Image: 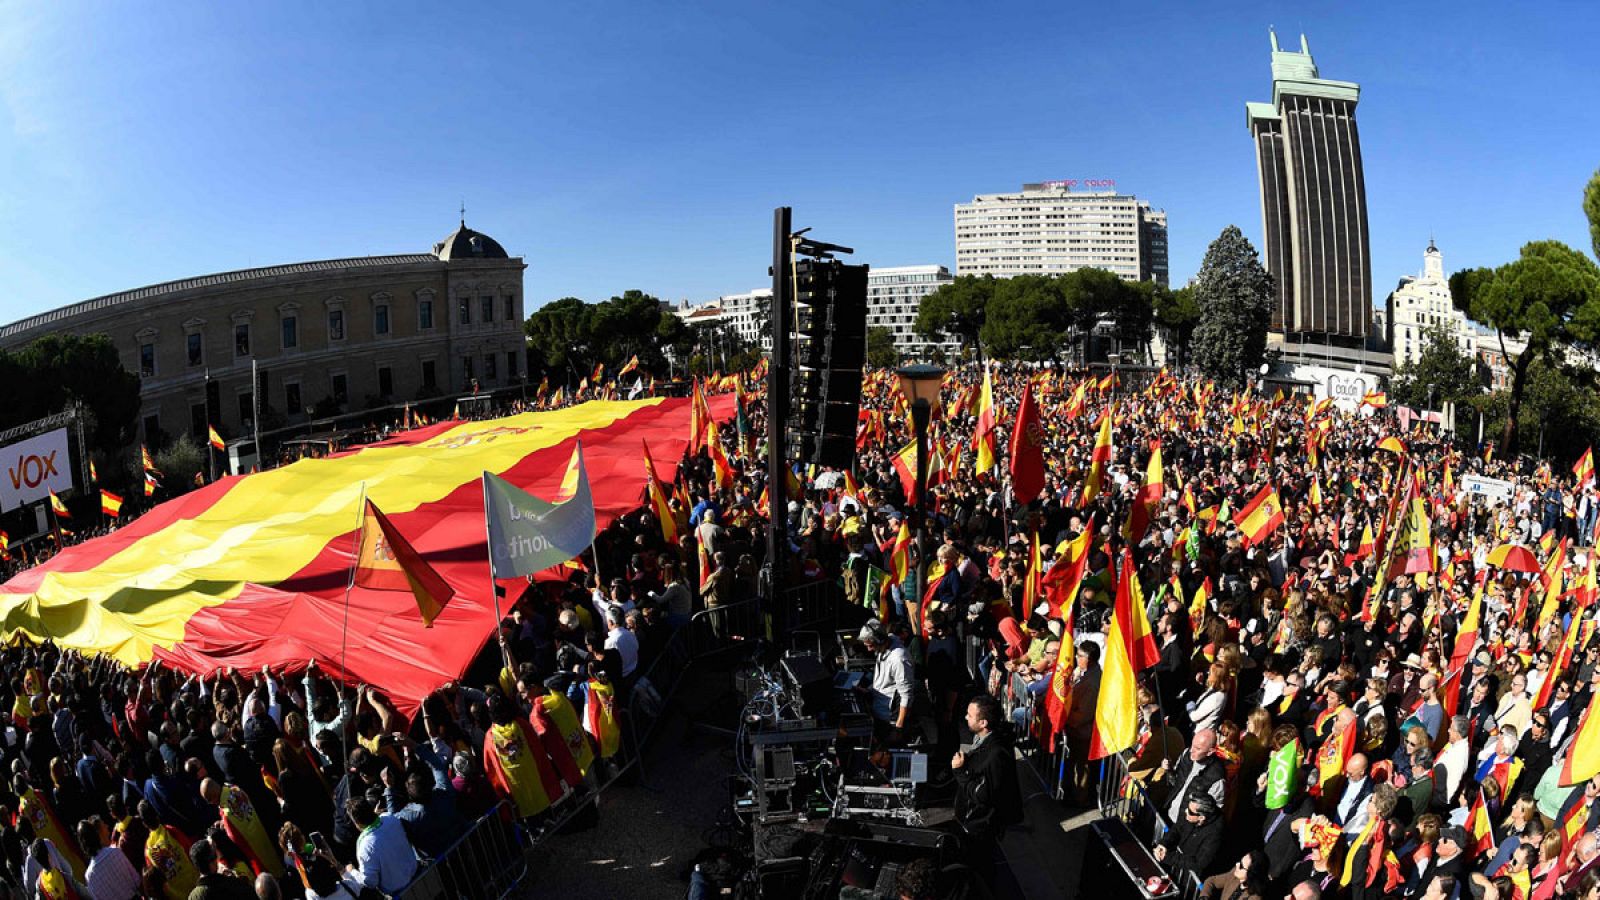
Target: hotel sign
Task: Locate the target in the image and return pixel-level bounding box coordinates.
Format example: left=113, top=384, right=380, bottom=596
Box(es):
left=1041, top=179, right=1117, bottom=190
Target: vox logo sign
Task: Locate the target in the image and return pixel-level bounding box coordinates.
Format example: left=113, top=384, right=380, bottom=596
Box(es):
left=0, top=428, right=73, bottom=512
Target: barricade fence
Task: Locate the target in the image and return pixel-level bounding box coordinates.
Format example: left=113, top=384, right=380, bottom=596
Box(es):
left=1095, top=750, right=1204, bottom=900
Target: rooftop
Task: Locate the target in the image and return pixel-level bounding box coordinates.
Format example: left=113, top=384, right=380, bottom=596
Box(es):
left=0, top=254, right=438, bottom=343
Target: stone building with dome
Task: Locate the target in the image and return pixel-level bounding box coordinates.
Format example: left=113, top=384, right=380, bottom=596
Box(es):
left=0, top=221, right=526, bottom=450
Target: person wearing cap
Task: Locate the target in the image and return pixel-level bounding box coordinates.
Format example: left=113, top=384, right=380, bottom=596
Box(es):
left=1153, top=792, right=1222, bottom=884
left=860, top=621, right=913, bottom=744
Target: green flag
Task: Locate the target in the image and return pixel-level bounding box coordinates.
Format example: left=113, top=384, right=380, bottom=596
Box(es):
left=1265, top=738, right=1300, bottom=809
left=483, top=443, right=596, bottom=579
left=863, top=565, right=890, bottom=610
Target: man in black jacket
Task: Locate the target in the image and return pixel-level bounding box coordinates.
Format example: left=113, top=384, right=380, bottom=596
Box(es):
left=953, top=694, right=1023, bottom=877
left=1161, top=728, right=1224, bottom=823
left=1155, top=793, right=1223, bottom=884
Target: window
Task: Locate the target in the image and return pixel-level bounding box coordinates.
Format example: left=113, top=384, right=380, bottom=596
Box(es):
left=481, top=296, right=494, bottom=323
left=504, top=295, right=515, bottom=321
left=462, top=356, right=475, bottom=382
left=458, top=298, right=471, bottom=325
left=282, top=316, right=299, bottom=349
left=140, top=343, right=156, bottom=378
left=374, top=305, right=390, bottom=335
left=331, top=373, right=348, bottom=405
left=378, top=366, right=393, bottom=397
left=484, top=353, right=497, bottom=380
left=235, top=323, right=250, bottom=357
left=238, top=392, right=254, bottom=426
left=421, top=360, right=437, bottom=389
left=506, top=351, right=519, bottom=380
left=419, top=299, right=434, bottom=330
left=190, top=403, right=208, bottom=439
left=285, top=382, right=302, bottom=415
left=187, top=333, right=204, bottom=367
left=328, top=310, right=345, bottom=341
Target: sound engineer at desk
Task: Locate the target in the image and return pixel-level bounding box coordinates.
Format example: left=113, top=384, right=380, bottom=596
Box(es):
left=858, top=620, right=914, bottom=744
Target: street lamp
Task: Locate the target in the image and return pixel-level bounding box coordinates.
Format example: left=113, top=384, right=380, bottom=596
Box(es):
left=896, top=364, right=946, bottom=613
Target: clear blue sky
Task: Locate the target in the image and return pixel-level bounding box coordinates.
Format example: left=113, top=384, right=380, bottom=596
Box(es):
left=2, top=1, right=1596, bottom=325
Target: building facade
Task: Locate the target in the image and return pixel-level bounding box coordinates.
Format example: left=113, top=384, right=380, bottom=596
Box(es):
left=0, top=222, right=526, bottom=448
left=1246, top=31, right=1372, bottom=343
left=1382, top=241, right=1475, bottom=368
left=867, top=265, right=956, bottom=357
left=953, top=183, right=1169, bottom=285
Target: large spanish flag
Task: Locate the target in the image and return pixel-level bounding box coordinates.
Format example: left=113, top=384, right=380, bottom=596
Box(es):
left=0, top=396, right=727, bottom=714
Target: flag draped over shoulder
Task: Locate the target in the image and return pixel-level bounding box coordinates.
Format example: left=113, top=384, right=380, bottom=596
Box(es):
left=484, top=443, right=597, bottom=579
left=355, top=499, right=456, bottom=626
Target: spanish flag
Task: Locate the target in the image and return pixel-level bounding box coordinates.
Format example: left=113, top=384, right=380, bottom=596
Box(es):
left=1561, top=691, right=1600, bottom=786
left=1124, top=440, right=1164, bottom=542
left=706, top=420, right=735, bottom=490
left=618, top=354, right=640, bottom=378
left=1448, top=580, right=1483, bottom=676
left=974, top=367, right=997, bottom=474
left=1189, top=577, right=1212, bottom=639
left=1576, top=447, right=1595, bottom=486
left=1079, top=407, right=1113, bottom=506
left=1360, top=391, right=1388, bottom=409
left=641, top=441, right=678, bottom=544
left=1090, top=552, right=1140, bottom=759
left=1040, top=521, right=1092, bottom=619
left=143, top=471, right=158, bottom=497
left=208, top=426, right=225, bottom=451
left=887, top=519, right=912, bottom=587
left=354, top=498, right=456, bottom=627
left=1043, top=605, right=1076, bottom=751
left=1467, top=787, right=1497, bottom=857
left=1121, top=549, right=1161, bottom=671
left=100, top=490, right=124, bottom=518
left=89, top=460, right=99, bottom=483
left=48, top=490, right=70, bottom=518
left=141, top=445, right=159, bottom=474
left=1310, top=719, right=1356, bottom=797
left=1063, top=379, right=1089, bottom=419
left=1232, top=484, right=1285, bottom=546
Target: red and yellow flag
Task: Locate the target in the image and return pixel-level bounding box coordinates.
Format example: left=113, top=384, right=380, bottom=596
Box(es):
left=888, top=520, right=912, bottom=586
left=1125, top=440, right=1164, bottom=542
left=208, top=426, right=226, bottom=451
left=641, top=441, right=678, bottom=545
left=353, top=499, right=456, bottom=627
left=1040, top=521, right=1093, bottom=619
left=1233, top=484, right=1285, bottom=546
left=1562, top=692, right=1600, bottom=786
left=1467, top=787, right=1496, bottom=856
left=100, top=490, right=124, bottom=518
left=48, top=490, right=69, bottom=518
left=1043, top=608, right=1076, bottom=752
left=1189, top=577, right=1212, bottom=640
left=974, top=367, right=997, bottom=474
left=1079, top=407, right=1114, bottom=506
left=1090, top=552, right=1139, bottom=759
left=1576, top=446, right=1595, bottom=485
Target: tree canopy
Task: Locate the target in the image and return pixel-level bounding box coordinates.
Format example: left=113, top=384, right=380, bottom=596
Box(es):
left=1389, top=326, right=1481, bottom=426
left=915, top=276, right=994, bottom=359
left=1190, top=226, right=1274, bottom=387
left=0, top=332, right=140, bottom=457
left=524, top=290, right=691, bottom=382
left=866, top=326, right=900, bottom=369
left=1152, top=285, right=1199, bottom=367
left=976, top=269, right=1155, bottom=362
left=1451, top=240, right=1600, bottom=453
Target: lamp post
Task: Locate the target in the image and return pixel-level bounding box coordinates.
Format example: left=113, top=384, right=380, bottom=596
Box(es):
left=897, top=363, right=946, bottom=611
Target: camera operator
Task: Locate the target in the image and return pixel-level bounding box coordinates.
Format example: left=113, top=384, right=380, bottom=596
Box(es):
left=859, top=620, right=914, bottom=746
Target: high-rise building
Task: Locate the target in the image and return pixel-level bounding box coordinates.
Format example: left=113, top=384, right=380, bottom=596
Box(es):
left=954, top=183, right=1168, bottom=285
left=1246, top=31, right=1372, bottom=344
left=866, top=265, right=956, bottom=357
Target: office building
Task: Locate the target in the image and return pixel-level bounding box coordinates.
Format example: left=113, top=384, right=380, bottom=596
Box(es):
left=1246, top=31, right=1372, bottom=344
left=954, top=183, right=1168, bottom=285
left=867, top=265, right=956, bottom=357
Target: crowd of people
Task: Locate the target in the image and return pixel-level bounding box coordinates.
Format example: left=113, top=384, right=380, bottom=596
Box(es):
left=10, top=360, right=1600, bottom=900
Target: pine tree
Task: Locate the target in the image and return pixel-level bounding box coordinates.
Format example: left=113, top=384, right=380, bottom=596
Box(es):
left=1191, top=226, right=1274, bottom=386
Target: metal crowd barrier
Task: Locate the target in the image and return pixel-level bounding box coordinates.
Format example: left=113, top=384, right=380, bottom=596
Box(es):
left=395, top=802, right=527, bottom=900
left=1095, top=751, right=1205, bottom=900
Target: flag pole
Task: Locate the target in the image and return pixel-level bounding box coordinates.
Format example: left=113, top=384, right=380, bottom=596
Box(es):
left=341, top=482, right=366, bottom=766
left=482, top=473, right=513, bottom=675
